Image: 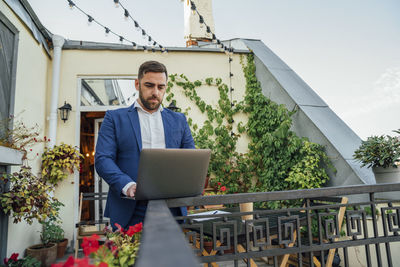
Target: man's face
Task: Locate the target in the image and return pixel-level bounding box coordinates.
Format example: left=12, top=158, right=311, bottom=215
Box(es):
left=135, top=71, right=167, bottom=113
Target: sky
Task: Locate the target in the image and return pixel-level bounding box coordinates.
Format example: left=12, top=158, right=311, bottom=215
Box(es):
left=27, top=0, right=400, bottom=139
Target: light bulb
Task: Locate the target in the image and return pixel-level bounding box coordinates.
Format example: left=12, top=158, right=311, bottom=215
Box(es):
left=124, top=9, right=129, bottom=21
left=68, top=0, right=74, bottom=9
left=105, top=27, right=110, bottom=37
left=114, top=0, right=119, bottom=8
left=87, top=16, right=93, bottom=26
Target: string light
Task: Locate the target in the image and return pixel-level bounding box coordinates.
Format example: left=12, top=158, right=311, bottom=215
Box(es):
left=188, top=0, right=230, bottom=54
left=104, top=27, right=110, bottom=36
left=190, top=1, right=196, bottom=15
left=67, top=0, right=75, bottom=9
left=65, top=0, right=161, bottom=52
left=114, top=0, right=119, bottom=8
left=87, top=15, right=94, bottom=26
left=116, top=0, right=165, bottom=53
left=134, top=21, right=140, bottom=31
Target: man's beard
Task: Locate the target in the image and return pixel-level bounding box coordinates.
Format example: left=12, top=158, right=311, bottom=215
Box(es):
left=138, top=86, right=161, bottom=111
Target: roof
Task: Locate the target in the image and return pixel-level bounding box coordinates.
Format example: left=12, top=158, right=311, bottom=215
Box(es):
left=4, top=0, right=52, bottom=55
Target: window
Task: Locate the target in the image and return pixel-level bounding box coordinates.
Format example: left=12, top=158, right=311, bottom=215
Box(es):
left=80, top=78, right=137, bottom=107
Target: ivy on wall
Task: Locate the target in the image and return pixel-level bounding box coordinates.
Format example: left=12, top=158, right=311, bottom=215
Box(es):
left=166, top=54, right=333, bottom=208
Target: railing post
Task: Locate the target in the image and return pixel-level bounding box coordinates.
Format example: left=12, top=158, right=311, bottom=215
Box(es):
left=135, top=200, right=199, bottom=267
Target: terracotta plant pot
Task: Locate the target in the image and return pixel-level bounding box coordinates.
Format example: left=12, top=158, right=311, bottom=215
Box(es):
left=26, top=243, right=57, bottom=267
left=239, top=202, right=254, bottom=221
left=56, top=238, right=68, bottom=258
left=203, top=240, right=213, bottom=253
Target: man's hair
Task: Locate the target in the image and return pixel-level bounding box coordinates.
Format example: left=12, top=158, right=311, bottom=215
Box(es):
left=138, top=61, right=168, bottom=80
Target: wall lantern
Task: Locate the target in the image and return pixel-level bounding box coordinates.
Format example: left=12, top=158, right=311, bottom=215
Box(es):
left=58, top=101, right=72, bottom=123
left=167, top=101, right=179, bottom=112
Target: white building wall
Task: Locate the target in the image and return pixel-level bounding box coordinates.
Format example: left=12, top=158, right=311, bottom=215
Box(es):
left=0, top=1, right=51, bottom=257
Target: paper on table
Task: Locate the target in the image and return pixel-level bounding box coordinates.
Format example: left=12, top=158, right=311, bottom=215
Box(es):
left=187, top=210, right=231, bottom=222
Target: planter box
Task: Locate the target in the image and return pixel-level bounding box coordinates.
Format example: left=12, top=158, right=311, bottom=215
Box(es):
left=373, top=166, right=400, bottom=200
left=0, top=146, right=24, bottom=166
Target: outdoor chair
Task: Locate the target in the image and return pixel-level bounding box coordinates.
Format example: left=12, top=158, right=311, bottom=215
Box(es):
left=74, top=192, right=109, bottom=257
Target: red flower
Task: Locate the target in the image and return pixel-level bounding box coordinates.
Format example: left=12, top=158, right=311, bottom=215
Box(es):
left=126, top=222, right=142, bottom=236
left=51, top=256, right=97, bottom=267
left=98, top=263, right=108, bottom=267
left=81, top=235, right=100, bottom=256
left=217, top=182, right=221, bottom=186
left=9, top=253, right=19, bottom=261
left=111, top=245, right=118, bottom=256
left=220, top=186, right=226, bottom=192
left=44, top=136, right=47, bottom=141
left=132, top=222, right=143, bottom=233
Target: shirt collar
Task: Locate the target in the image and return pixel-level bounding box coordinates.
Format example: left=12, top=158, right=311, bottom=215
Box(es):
left=134, top=100, right=164, bottom=114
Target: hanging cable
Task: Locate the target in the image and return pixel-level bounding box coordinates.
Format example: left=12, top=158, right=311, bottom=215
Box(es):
left=65, top=0, right=166, bottom=52
left=116, top=0, right=167, bottom=52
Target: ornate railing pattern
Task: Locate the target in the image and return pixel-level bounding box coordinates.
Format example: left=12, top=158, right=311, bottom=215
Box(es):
left=165, top=183, right=400, bottom=267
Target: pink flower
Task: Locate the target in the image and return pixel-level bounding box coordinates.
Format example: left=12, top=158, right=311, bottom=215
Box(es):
left=114, top=223, right=126, bottom=234
left=220, top=186, right=226, bottom=192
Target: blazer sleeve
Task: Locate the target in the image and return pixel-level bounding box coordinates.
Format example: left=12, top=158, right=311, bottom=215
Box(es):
left=180, top=113, right=195, bottom=149
left=95, top=111, right=133, bottom=195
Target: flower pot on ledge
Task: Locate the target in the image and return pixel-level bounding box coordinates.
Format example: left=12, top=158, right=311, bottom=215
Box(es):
left=0, top=146, right=24, bottom=166
left=373, top=166, right=400, bottom=200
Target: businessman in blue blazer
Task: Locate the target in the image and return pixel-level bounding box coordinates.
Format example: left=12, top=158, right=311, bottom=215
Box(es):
left=95, top=61, right=195, bottom=229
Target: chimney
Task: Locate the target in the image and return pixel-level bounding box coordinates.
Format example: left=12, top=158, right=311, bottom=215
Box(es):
left=184, top=0, right=215, bottom=47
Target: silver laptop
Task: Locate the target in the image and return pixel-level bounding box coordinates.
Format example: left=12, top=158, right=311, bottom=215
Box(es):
left=134, top=148, right=211, bottom=200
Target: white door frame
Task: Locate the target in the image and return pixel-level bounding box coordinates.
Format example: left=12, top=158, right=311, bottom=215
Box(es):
left=73, top=76, right=136, bottom=242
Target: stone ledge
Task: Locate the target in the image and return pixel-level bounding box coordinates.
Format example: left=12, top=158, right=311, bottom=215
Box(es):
left=0, top=146, right=24, bottom=166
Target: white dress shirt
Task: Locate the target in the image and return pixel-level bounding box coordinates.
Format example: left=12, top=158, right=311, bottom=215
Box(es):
left=122, top=100, right=166, bottom=195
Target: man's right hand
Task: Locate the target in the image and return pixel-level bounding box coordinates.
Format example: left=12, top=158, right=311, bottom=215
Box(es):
left=126, top=183, right=137, bottom=198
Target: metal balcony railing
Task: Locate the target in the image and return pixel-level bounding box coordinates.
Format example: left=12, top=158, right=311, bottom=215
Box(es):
left=136, top=183, right=400, bottom=267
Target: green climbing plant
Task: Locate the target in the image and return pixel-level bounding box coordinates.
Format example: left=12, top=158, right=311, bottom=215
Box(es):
left=166, top=54, right=334, bottom=208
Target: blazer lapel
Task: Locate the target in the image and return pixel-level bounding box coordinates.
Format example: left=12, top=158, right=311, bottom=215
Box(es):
left=161, top=110, right=173, bottom=148
left=128, top=106, right=142, bottom=151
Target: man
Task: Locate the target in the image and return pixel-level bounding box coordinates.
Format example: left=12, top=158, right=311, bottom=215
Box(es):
left=95, top=61, right=195, bottom=229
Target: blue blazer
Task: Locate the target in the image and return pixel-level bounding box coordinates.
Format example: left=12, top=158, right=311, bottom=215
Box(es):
left=95, top=104, right=195, bottom=228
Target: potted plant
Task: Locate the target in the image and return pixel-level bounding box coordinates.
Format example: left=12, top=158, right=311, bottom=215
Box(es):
left=26, top=219, right=58, bottom=267
left=354, top=129, right=400, bottom=199
left=0, top=117, right=45, bottom=165
left=46, top=200, right=69, bottom=259
left=41, top=143, right=83, bottom=186
left=0, top=166, right=56, bottom=224
left=354, top=129, right=400, bottom=181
